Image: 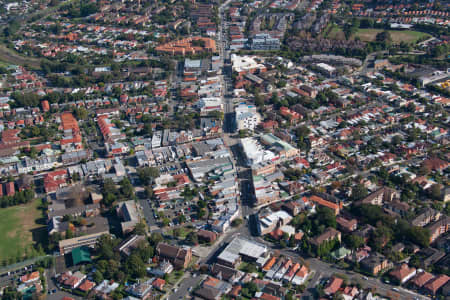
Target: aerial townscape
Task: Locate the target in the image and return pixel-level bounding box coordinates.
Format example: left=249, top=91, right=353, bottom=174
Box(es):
left=0, top=0, right=449, bottom=299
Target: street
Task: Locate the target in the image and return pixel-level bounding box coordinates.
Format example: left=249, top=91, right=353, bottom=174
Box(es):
left=168, top=273, right=204, bottom=300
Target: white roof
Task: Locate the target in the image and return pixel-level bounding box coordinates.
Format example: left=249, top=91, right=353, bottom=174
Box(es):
left=217, top=237, right=267, bottom=264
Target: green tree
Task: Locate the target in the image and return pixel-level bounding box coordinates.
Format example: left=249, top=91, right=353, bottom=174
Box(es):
left=186, top=232, right=198, bottom=245
left=351, top=184, right=368, bottom=201
left=73, top=107, right=88, bottom=120
left=119, top=178, right=134, bottom=198
left=177, top=214, right=186, bottom=224
left=344, top=234, right=364, bottom=250
left=125, top=254, right=146, bottom=278
left=231, top=218, right=243, bottom=227
left=369, top=226, right=392, bottom=252
left=137, top=167, right=160, bottom=185
left=162, top=217, right=170, bottom=227
left=149, top=232, right=163, bottom=246
left=406, top=226, right=430, bottom=248
left=96, top=235, right=118, bottom=260
left=376, top=31, right=392, bottom=43
left=134, top=222, right=147, bottom=235
left=430, top=184, right=442, bottom=200
left=65, top=228, right=74, bottom=239
left=93, top=270, right=104, bottom=284
left=316, top=206, right=337, bottom=229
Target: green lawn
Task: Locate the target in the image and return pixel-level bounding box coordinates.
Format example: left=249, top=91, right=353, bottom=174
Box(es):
left=167, top=227, right=192, bottom=240
left=0, top=200, right=45, bottom=261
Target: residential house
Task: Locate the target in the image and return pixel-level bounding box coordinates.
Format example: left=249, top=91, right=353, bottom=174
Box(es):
left=360, top=253, right=392, bottom=275
left=308, top=195, right=342, bottom=215
left=411, top=208, right=441, bottom=227
left=43, top=170, right=68, bottom=193
left=359, top=187, right=398, bottom=206
left=194, top=276, right=232, bottom=300
left=341, top=286, right=359, bottom=300
left=324, top=276, right=343, bottom=296
left=384, top=200, right=411, bottom=217
left=336, top=216, right=357, bottom=232
left=152, top=278, right=166, bottom=291
left=126, top=279, right=153, bottom=299
left=78, top=280, right=95, bottom=293
left=283, top=263, right=300, bottom=283
left=347, top=246, right=371, bottom=263
left=59, top=271, right=86, bottom=289
left=291, top=265, right=309, bottom=285
left=282, top=201, right=303, bottom=216
left=424, top=275, right=449, bottom=295
left=389, top=264, right=416, bottom=284
left=94, top=280, right=120, bottom=298
left=422, top=158, right=449, bottom=172
left=310, top=228, right=341, bottom=247
left=426, top=216, right=450, bottom=243
left=409, top=271, right=434, bottom=289
left=4, top=182, right=15, bottom=196
left=20, top=272, right=40, bottom=284
left=211, top=264, right=241, bottom=282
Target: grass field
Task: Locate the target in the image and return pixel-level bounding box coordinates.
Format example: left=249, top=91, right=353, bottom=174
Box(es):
left=0, top=200, right=46, bottom=261
left=0, top=60, right=10, bottom=68
left=354, top=28, right=430, bottom=43
left=326, top=27, right=430, bottom=44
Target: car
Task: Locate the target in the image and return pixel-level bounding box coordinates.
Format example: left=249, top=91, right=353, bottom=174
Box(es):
left=392, top=287, right=399, bottom=292
left=363, top=276, right=369, bottom=280
left=188, top=287, right=193, bottom=292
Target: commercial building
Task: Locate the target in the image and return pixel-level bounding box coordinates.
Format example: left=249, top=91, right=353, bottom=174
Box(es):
left=59, top=229, right=110, bottom=254
left=216, top=237, right=268, bottom=267
left=258, top=210, right=292, bottom=235
left=116, top=200, right=140, bottom=234
left=196, top=97, right=223, bottom=115
left=231, top=54, right=267, bottom=75
left=251, top=33, right=280, bottom=50
left=235, top=103, right=261, bottom=131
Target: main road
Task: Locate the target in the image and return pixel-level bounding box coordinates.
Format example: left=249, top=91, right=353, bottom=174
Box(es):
left=218, top=0, right=235, bottom=133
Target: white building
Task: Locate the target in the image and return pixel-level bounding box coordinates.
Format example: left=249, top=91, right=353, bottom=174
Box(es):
left=196, top=97, right=223, bottom=114
left=316, top=63, right=336, bottom=77
left=240, top=137, right=276, bottom=166
left=151, top=131, right=162, bottom=149
left=231, top=54, right=266, bottom=74
left=235, top=103, right=261, bottom=131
